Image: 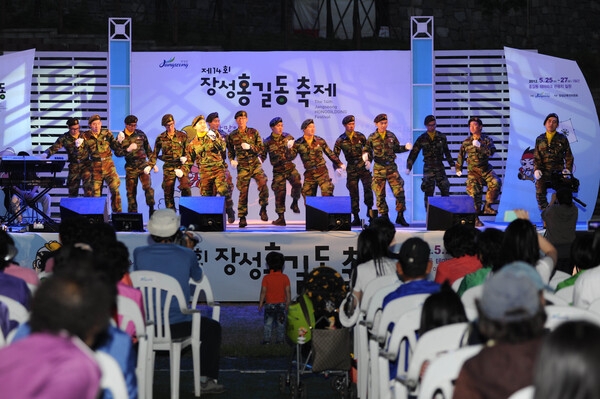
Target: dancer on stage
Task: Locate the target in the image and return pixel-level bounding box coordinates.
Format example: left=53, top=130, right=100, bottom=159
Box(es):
left=261, top=117, right=302, bottom=226
left=84, top=114, right=123, bottom=213
left=455, top=116, right=501, bottom=227
left=533, top=113, right=574, bottom=211
left=362, top=113, right=412, bottom=227
left=406, top=115, right=453, bottom=209
left=334, top=115, right=373, bottom=226
left=116, top=114, right=157, bottom=215
left=288, top=118, right=344, bottom=200
left=206, top=112, right=235, bottom=223
left=153, top=114, right=191, bottom=210
left=187, top=115, right=236, bottom=223
left=226, top=110, right=270, bottom=228
left=43, top=117, right=92, bottom=197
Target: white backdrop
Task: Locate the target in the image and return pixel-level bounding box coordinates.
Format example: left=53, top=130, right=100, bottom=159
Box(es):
left=130, top=50, right=413, bottom=222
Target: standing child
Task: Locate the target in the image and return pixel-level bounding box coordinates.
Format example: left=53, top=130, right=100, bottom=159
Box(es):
left=258, top=252, right=291, bottom=344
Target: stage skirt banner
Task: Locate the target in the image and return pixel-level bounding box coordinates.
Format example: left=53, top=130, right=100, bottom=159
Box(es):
left=0, top=49, right=35, bottom=154
left=10, top=229, right=450, bottom=301
left=499, top=47, right=600, bottom=224
left=130, top=50, right=413, bottom=222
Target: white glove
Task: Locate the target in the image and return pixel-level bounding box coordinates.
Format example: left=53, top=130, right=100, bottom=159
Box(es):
left=362, top=153, right=369, bottom=163
left=456, top=170, right=463, bottom=177
left=175, top=169, right=184, bottom=178
left=472, top=139, right=481, bottom=148
left=180, top=156, right=187, bottom=164
left=143, top=166, right=151, bottom=175
left=231, top=160, right=238, bottom=168
left=405, top=142, right=413, bottom=150
left=241, top=142, right=251, bottom=150
left=340, top=164, right=346, bottom=171
left=75, top=138, right=84, bottom=148
left=153, top=165, right=159, bottom=173
left=534, top=170, right=542, bottom=180
left=40, top=152, right=49, bottom=159
left=365, top=160, right=371, bottom=169
left=207, top=131, right=216, bottom=140
left=405, top=169, right=411, bottom=175
left=126, top=143, right=137, bottom=152
left=336, top=168, right=344, bottom=176
left=117, top=131, right=125, bottom=143
left=562, top=168, right=570, bottom=175
left=287, top=140, right=294, bottom=149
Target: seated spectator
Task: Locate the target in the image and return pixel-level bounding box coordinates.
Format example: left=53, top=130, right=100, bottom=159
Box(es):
left=0, top=230, right=39, bottom=286
left=434, top=224, right=482, bottom=285
left=133, top=209, right=225, bottom=394
left=419, top=282, right=468, bottom=337
left=457, top=228, right=504, bottom=296
left=533, top=320, right=600, bottom=399
left=542, top=187, right=578, bottom=274
left=453, top=261, right=547, bottom=399
left=555, top=233, right=595, bottom=293
left=572, top=229, right=600, bottom=308
left=0, top=230, right=30, bottom=322
left=0, top=266, right=113, bottom=398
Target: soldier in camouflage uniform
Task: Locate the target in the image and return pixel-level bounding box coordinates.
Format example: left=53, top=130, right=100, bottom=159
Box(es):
left=187, top=115, right=235, bottom=223
left=84, top=114, right=123, bottom=213
left=334, top=115, right=373, bottom=226
left=455, top=116, right=501, bottom=227
left=153, top=114, right=191, bottom=210
left=43, top=117, right=92, bottom=197
left=261, top=117, right=302, bottom=226
left=207, top=112, right=235, bottom=223
left=362, top=113, right=412, bottom=227
left=115, top=115, right=157, bottom=214
left=288, top=119, right=344, bottom=200
left=226, top=110, right=270, bottom=228
left=406, top=115, right=453, bottom=209
left=533, top=113, right=574, bottom=211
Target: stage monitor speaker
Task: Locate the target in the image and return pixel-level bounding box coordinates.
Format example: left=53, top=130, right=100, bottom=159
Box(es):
left=112, top=213, right=144, bottom=232
left=60, top=197, right=108, bottom=224
left=305, top=196, right=351, bottom=231
left=427, top=195, right=476, bottom=231
left=179, top=196, right=226, bottom=232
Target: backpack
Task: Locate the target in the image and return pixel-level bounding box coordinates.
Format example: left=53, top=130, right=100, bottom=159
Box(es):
left=286, top=293, right=316, bottom=344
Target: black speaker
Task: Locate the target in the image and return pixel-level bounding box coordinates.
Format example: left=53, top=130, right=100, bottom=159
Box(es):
left=112, top=213, right=144, bottom=232
left=179, top=197, right=226, bottom=232
left=305, top=196, right=351, bottom=231
left=427, top=195, right=476, bottom=231
left=60, top=197, right=108, bottom=224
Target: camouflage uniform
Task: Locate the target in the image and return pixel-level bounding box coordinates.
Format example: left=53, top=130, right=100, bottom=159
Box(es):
left=406, top=131, right=453, bottom=208
left=334, top=131, right=373, bottom=215
left=44, top=132, right=92, bottom=197
left=118, top=129, right=156, bottom=213
left=456, top=133, right=501, bottom=212
left=84, top=129, right=123, bottom=213
left=218, top=130, right=235, bottom=202
left=187, top=130, right=234, bottom=212
left=289, top=136, right=342, bottom=197
left=262, top=132, right=302, bottom=214
left=533, top=132, right=574, bottom=210
left=226, top=127, right=269, bottom=217
left=363, top=130, right=409, bottom=216
left=154, top=129, right=191, bottom=210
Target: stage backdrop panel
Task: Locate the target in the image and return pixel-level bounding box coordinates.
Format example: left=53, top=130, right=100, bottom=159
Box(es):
left=130, top=50, right=413, bottom=223
left=499, top=47, right=600, bottom=224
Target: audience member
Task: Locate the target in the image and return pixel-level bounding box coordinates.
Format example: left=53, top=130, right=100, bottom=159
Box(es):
left=133, top=209, right=225, bottom=394
left=555, top=233, right=595, bottom=293
left=457, top=228, right=504, bottom=296
left=434, top=224, right=481, bottom=285
left=0, top=231, right=31, bottom=322
left=542, top=187, right=578, bottom=274
left=533, top=320, right=600, bottom=399
left=0, top=230, right=39, bottom=286
left=572, top=229, right=600, bottom=308
left=42, top=215, right=88, bottom=273
left=453, top=262, right=547, bottom=399
left=419, top=282, right=468, bottom=337
left=500, top=209, right=557, bottom=284
left=258, top=251, right=291, bottom=344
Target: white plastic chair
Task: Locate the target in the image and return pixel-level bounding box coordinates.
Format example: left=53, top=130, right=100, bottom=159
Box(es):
left=417, top=344, right=483, bottom=399
left=96, top=351, right=129, bottom=399
left=190, top=274, right=221, bottom=322
left=130, top=270, right=202, bottom=399
left=543, top=290, right=569, bottom=306
left=117, top=295, right=154, bottom=399
left=460, top=285, right=483, bottom=310
left=554, top=285, right=574, bottom=304
left=508, top=385, right=535, bottom=399
left=0, top=294, right=29, bottom=343
left=544, top=305, right=600, bottom=330
left=451, top=277, right=464, bottom=292
left=587, top=297, right=600, bottom=315
left=393, top=322, right=471, bottom=399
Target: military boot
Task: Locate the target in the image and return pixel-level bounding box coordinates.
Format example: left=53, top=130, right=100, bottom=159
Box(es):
left=351, top=213, right=361, bottom=227
left=259, top=205, right=268, bottom=221
left=149, top=206, right=155, bottom=217
left=475, top=216, right=484, bottom=227
left=483, top=203, right=498, bottom=216
left=272, top=213, right=286, bottom=226
left=239, top=216, right=247, bottom=228
left=290, top=199, right=300, bottom=213
left=226, top=207, right=235, bottom=224
left=395, top=212, right=410, bottom=227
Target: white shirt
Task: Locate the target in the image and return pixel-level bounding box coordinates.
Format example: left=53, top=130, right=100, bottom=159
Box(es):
left=353, top=256, right=397, bottom=294
left=573, top=265, right=600, bottom=309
